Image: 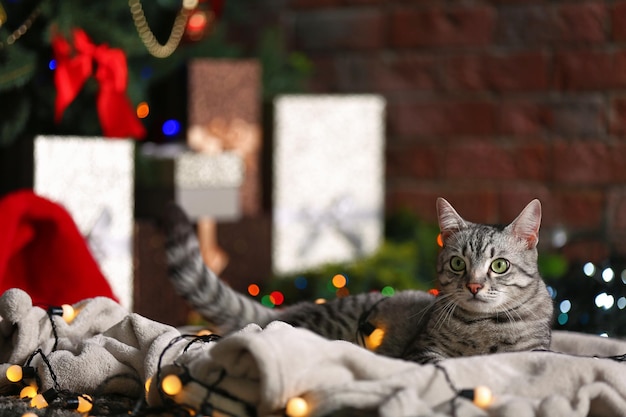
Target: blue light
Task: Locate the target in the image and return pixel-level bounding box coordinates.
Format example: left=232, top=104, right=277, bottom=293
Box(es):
left=48, top=59, right=57, bottom=70
left=294, top=276, right=308, bottom=290
left=557, top=313, right=568, bottom=325
left=162, top=119, right=181, bottom=136
left=140, top=66, right=154, bottom=80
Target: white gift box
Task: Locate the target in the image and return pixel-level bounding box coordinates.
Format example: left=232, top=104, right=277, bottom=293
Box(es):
left=272, top=95, right=386, bottom=274
left=34, top=135, right=135, bottom=309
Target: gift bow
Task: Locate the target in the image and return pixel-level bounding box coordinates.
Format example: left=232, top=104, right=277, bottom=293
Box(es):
left=52, top=28, right=146, bottom=139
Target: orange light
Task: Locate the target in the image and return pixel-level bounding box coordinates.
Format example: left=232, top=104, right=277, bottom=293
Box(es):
left=136, top=102, right=150, bottom=119
left=285, top=397, right=309, bottom=417
left=6, top=364, right=23, bottom=382
left=473, top=386, right=494, bottom=409
left=428, top=288, right=440, bottom=297
left=331, top=274, right=346, bottom=289
left=248, top=284, right=260, bottom=297
left=76, top=395, right=93, bottom=413
left=187, top=11, right=207, bottom=32
left=365, top=328, right=385, bottom=350
left=61, top=304, right=77, bottom=323
left=437, top=233, right=443, bottom=247
left=161, top=374, right=183, bottom=396
left=336, top=287, right=349, bottom=298
left=20, top=385, right=37, bottom=399
left=314, top=298, right=326, bottom=304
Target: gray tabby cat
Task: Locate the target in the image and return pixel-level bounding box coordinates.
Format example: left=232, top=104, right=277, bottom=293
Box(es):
left=163, top=198, right=553, bottom=363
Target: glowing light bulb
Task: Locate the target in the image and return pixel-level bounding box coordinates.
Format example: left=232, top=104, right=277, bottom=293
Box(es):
left=473, top=386, right=493, bottom=409
left=20, top=385, right=38, bottom=399
left=196, top=329, right=213, bottom=336
left=161, top=374, right=183, bottom=396
left=314, top=298, right=326, bottom=304
left=62, top=304, right=77, bottom=323
left=76, top=395, right=93, bottom=413
left=6, top=364, right=23, bottom=382
left=145, top=377, right=152, bottom=394
left=30, top=389, right=56, bottom=409
left=22, top=413, right=38, bottom=417
left=30, top=394, right=48, bottom=408
left=332, top=274, right=347, bottom=289
left=285, top=397, right=309, bottom=417
left=365, top=328, right=385, bottom=350
left=437, top=233, right=444, bottom=247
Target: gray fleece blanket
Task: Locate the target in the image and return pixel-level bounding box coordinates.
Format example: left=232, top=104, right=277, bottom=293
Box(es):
left=1, top=288, right=625, bottom=417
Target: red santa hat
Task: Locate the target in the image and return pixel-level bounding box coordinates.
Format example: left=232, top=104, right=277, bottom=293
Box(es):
left=0, top=190, right=119, bottom=306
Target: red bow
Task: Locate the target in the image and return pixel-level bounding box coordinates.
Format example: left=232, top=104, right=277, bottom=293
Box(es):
left=52, top=29, right=146, bottom=140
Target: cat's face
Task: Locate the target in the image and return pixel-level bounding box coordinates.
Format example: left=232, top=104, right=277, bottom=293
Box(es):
left=435, top=198, right=543, bottom=314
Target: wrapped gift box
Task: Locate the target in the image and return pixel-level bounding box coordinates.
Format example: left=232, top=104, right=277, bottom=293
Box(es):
left=34, top=135, right=135, bottom=308
left=135, top=144, right=244, bottom=221
left=187, top=59, right=262, bottom=216
left=272, top=95, right=386, bottom=274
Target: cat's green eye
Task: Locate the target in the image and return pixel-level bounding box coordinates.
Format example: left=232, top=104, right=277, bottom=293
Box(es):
left=490, top=258, right=510, bottom=274
left=449, top=256, right=466, bottom=272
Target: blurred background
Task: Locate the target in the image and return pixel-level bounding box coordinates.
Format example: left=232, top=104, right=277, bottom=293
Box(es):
left=1, top=0, right=625, bottom=337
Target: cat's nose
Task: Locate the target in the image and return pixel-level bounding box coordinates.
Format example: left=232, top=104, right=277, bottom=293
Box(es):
left=467, top=283, right=483, bottom=295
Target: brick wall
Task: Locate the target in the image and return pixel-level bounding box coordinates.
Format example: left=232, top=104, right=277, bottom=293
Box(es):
left=264, top=0, right=626, bottom=262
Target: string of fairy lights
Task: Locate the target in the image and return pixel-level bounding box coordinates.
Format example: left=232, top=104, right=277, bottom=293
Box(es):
left=6, top=294, right=626, bottom=416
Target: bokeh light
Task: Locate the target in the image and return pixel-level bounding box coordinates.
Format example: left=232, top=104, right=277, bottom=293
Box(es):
left=270, top=291, right=284, bottom=306
left=136, top=102, right=150, bottom=119
left=332, top=274, right=347, bottom=288
left=381, top=286, right=395, bottom=297
left=294, top=276, right=308, bottom=290
left=248, top=284, right=260, bottom=297
left=261, top=294, right=275, bottom=308
left=162, top=119, right=181, bottom=136
left=583, top=262, right=596, bottom=277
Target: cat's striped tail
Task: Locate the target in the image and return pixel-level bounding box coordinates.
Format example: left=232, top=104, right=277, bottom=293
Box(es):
left=162, top=203, right=278, bottom=334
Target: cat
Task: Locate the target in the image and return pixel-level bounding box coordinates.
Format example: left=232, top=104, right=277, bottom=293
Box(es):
left=163, top=198, right=553, bottom=364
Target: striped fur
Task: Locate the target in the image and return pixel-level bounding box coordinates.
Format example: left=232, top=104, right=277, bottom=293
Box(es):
left=164, top=199, right=553, bottom=364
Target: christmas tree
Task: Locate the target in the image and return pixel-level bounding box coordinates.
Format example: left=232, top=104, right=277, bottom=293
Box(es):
left=0, top=0, right=310, bottom=146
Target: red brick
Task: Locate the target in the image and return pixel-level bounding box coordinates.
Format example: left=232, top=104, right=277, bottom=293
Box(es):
left=386, top=187, right=499, bottom=224
left=498, top=187, right=556, bottom=228
left=552, top=141, right=614, bottom=184
left=389, top=100, right=496, bottom=137
left=553, top=50, right=618, bottom=90
left=291, top=0, right=340, bottom=8
left=499, top=98, right=606, bottom=137
left=561, top=240, right=610, bottom=263
left=371, top=53, right=441, bottom=92
left=609, top=96, right=626, bottom=135
left=558, top=2, right=608, bottom=43
left=443, top=140, right=549, bottom=182
left=437, top=191, right=500, bottom=224
left=499, top=101, right=553, bottom=136
left=612, top=1, right=626, bottom=41
left=496, top=3, right=607, bottom=45
left=386, top=144, right=442, bottom=180
left=385, top=188, right=442, bottom=223
left=390, top=6, right=495, bottom=47
left=443, top=51, right=549, bottom=92
left=294, top=9, right=385, bottom=50
left=553, top=190, right=605, bottom=228
left=607, top=188, right=626, bottom=233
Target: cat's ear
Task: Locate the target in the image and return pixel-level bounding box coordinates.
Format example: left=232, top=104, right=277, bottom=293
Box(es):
left=436, top=198, right=468, bottom=241
left=508, top=199, right=541, bottom=249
